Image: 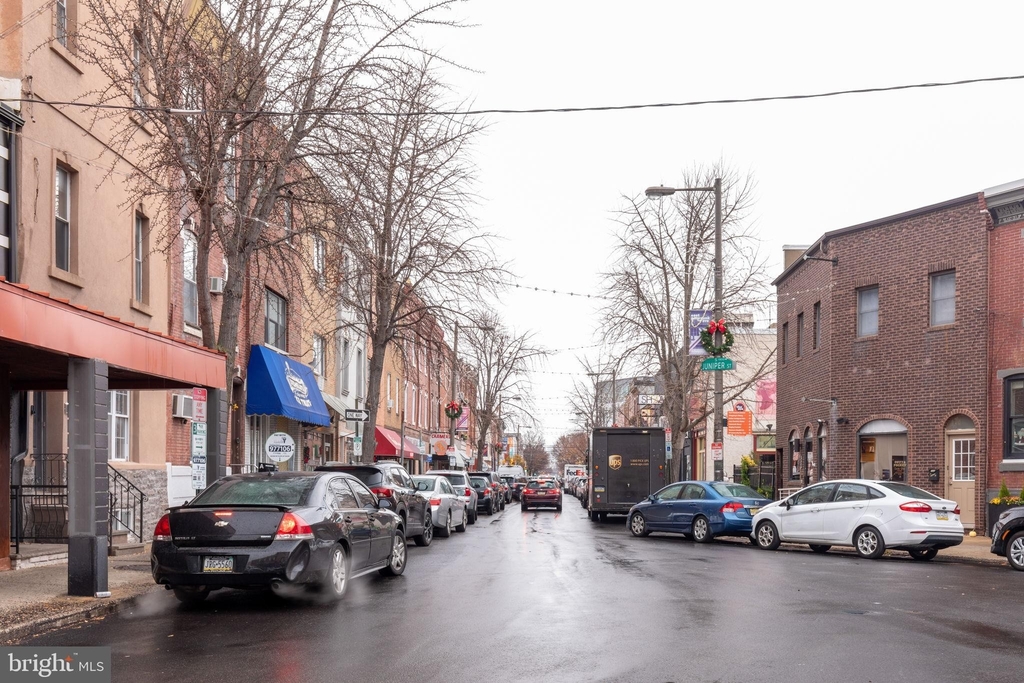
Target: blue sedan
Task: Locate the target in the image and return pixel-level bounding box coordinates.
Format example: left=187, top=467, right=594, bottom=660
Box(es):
left=627, top=481, right=772, bottom=542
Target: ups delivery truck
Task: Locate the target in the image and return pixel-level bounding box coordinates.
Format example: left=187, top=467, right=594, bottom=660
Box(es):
left=587, top=427, right=667, bottom=521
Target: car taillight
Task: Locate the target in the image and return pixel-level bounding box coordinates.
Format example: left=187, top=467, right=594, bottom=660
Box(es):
left=154, top=514, right=171, bottom=541
left=484, top=487, right=491, bottom=494
left=721, top=501, right=744, bottom=513
left=953, top=506, right=961, bottom=515
left=275, top=512, right=314, bottom=539
left=523, top=488, right=534, bottom=495
left=371, top=487, right=394, bottom=499
left=899, top=501, right=932, bottom=513
left=429, top=497, right=441, bottom=507
left=465, top=488, right=472, bottom=496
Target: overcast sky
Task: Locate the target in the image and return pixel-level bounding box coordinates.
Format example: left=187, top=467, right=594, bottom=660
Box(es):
left=430, top=0, right=1024, bottom=444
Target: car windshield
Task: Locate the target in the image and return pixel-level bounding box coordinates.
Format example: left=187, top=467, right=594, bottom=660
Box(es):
left=440, top=474, right=467, bottom=486
left=412, top=477, right=437, bottom=492
left=340, top=467, right=384, bottom=487
left=876, top=482, right=941, bottom=500
left=470, top=477, right=488, bottom=489
left=191, top=477, right=317, bottom=506
left=711, top=483, right=762, bottom=498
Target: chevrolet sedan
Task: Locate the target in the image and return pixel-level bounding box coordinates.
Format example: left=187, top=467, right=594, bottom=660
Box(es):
left=627, top=481, right=771, bottom=542
left=151, top=472, right=407, bottom=603
left=752, top=479, right=964, bottom=560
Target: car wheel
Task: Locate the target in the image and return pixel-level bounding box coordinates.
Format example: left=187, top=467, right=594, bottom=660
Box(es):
left=414, top=517, right=433, bottom=547
left=556, top=504, right=562, bottom=512
left=469, top=508, right=477, bottom=524
left=1006, top=531, right=1024, bottom=571
left=692, top=516, right=713, bottom=543
left=500, top=499, right=506, bottom=511
left=521, top=502, right=528, bottom=511
left=379, top=528, right=407, bottom=577
left=172, top=586, right=210, bottom=604
left=455, top=509, right=468, bottom=533
left=437, top=511, right=453, bottom=538
left=755, top=521, right=781, bottom=550
left=809, top=544, right=831, bottom=554
left=589, top=510, right=598, bottom=522
left=908, top=547, right=938, bottom=561
left=629, top=513, right=649, bottom=537
left=322, top=545, right=349, bottom=599
left=854, top=525, right=886, bottom=559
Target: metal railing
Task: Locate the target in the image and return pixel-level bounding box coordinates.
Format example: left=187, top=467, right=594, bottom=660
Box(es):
left=33, top=453, right=68, bottom=485
left=108, top=465, right=147, bottom=548
left=9, top=484, right=69, bottom=555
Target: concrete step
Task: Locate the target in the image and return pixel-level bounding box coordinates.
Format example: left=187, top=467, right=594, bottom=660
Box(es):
left=11, top=550, right=69, bottom=570
left=108, top=543, right=145, bottom=557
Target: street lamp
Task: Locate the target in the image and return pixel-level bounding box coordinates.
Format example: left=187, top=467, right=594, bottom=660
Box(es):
left=645, top=178, right=723, bottom=480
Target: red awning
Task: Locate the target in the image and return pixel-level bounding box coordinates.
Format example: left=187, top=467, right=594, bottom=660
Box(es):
left=374, top=426, right=403, bottom=456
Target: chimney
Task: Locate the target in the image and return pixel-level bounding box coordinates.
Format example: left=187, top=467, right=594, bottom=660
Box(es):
left=783, top=244, right=810, bottom=270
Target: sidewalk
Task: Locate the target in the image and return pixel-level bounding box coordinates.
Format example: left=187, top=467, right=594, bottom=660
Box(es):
left=0, top=547, right=158, bottom=644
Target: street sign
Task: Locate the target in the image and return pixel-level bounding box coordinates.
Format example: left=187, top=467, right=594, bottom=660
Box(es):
left=191, top=456, right=206, bottom=490
left=265, top=432, right=296, bottom=463
left=192, top=388, right=207, bottom=402
left=638, top=394, right=664, bottom=406
left=190, top=422, right=207, bottom=457
left=711, top=442, right=724, bottom=461
left=353, top=436, right=362, bottom=458
left=701, top=357, right=734, bottom=372
left=727, top=409, right=753, bottom=436
left=665, top=428, right=672, bottom=460
left=193, top=399, right=207, bottom=423
left=344, top=409, right=370, bottom=422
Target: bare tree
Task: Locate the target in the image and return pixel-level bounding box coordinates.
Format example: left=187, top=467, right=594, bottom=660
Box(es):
left=519, top=430, right=550, bottom=476
left=600, top=162, right=775, bottom=482
left=552, top=431, right=588, bottom=474
left=76, top=0, right=459, bottom=389
left=329, top=59, right=502, bottom=462
left=566, top=354, right=623, bottom=431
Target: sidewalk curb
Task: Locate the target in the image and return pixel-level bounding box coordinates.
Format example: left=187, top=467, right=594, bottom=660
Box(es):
left=713, top=537, right=1009, bottom=569
left=0, top=585, right=156, bottom=645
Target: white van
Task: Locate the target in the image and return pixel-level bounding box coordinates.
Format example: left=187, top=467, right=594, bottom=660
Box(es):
left=498, top=465, right=526, bottom=479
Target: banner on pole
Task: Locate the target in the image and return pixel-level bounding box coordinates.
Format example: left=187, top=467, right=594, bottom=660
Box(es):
left=688, top=309, right=713, bottom=356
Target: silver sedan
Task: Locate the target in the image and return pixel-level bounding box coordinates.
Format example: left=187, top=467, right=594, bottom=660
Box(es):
left=412, top=475, right=468, bottom=538
left=431, top=470, right=479, bottom=525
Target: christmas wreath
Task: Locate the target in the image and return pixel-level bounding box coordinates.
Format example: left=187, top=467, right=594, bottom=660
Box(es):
left=700, top=319, right=735, bottom=356
left=444, top=400, right=463, bottom=420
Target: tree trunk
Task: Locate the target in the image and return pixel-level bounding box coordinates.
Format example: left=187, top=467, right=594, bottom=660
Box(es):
left=361, top=336, right=388, bottom=465
left=216, top=249, right=247, bottom=401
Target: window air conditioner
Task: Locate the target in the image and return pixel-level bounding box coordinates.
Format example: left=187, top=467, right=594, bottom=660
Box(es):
left=171, top=394, right=194, bottom=420
left=209, top=277, right=225, bottom=294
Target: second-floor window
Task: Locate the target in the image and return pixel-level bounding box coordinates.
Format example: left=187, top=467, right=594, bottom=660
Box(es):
left=796, top=313, right=804, bottom=358
left=265, top=289, right=287, bottom=350
left=341, top=339, right=350, bottom=393
left=312, top=334, right=325, bottom=376
left=134, top=213, right=147, bottom=303
left=781, top=322, right=788, bottom=364
left=56, top=0, right=68, bottom=46
left=313, top=236, right=325, bottom=287
left=356, top=348, right=364, bottom=398
left=930, top=271, right=955, bottom=326
left=182, top=228, right=198, bottom=327
left=812, top=301, right=821, bottom=350
left=857, top=287, right=878, bottom=337
left=131, top=32, right=143, bottom=107
left=387, top=372, right=392, bottom=411
left=55, top=166, right=72, bottom=271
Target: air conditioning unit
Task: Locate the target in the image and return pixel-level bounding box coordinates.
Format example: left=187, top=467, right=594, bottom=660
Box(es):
left=209, top=277, right=225, bottom=294
left=171, top=394, right=194, bottom=420
left=234, top=364, right=242, bottom=378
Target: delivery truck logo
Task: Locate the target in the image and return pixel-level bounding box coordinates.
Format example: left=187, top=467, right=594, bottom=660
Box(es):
left=608, top=454, right=622, bottom=470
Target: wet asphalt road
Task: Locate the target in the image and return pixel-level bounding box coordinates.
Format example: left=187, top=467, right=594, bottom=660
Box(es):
left=21, top=498, right=1024, bottom=683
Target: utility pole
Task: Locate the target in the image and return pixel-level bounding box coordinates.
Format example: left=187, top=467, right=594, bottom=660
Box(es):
left=449, top=322, right=458, bottom=448
left=713, top=177, right=724, bottom=480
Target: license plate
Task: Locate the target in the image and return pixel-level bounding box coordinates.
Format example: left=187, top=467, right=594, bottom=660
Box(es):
left=936, top=512, right=949, bottom=521
left=748, top=507, right=760, bottom=515
left=203, top=556, right=233, bottom=573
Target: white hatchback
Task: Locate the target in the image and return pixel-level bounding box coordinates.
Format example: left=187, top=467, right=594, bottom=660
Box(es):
left=752, top=479, right=964, bottom=560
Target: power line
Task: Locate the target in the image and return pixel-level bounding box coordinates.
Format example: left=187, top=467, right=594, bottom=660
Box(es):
left=7, top=72, right=1023, bottom=119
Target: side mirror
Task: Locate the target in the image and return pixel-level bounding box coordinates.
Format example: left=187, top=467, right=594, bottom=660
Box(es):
left=784, top=499, right=792, bottom=510
left=377, top=499, right=393, bottom=510
left=647, top=494, right=655, bottom=502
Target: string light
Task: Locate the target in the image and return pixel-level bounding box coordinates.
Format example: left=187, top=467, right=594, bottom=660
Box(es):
left=511, top=282, right=612, bottom=301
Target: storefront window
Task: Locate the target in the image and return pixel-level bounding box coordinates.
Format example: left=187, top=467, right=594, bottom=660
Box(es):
left=1008, top=377, right=1024, bottom=459
left=804, top=428, right=814, bottom=483
left=789, top=431, right=800, bottom=480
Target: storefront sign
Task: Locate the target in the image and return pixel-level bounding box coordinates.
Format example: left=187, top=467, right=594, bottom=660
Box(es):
left=265, top=432, right=296, bottom=463
left=711, top=442, right=724, bottom=461
left=638, top=394, right=664, bottom=406
left=431, top=432, right=449, bottom=456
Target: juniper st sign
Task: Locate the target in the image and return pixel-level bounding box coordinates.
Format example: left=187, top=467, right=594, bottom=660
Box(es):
left=701, top=357, right=734, bottom=372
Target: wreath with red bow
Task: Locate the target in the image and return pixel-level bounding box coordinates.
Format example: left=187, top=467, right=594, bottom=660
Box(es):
left=444, top=400, right=463, bottom=420
left=700, top=319, right=735, bottom=356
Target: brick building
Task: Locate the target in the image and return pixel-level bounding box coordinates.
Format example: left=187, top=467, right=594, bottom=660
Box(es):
left=775, top=181, right=1024, bottom=533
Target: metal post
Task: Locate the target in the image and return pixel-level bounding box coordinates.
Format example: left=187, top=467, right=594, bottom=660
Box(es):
left=713, top=178, right=724, bottom=481
left=449, top=322, right=458, bottom=448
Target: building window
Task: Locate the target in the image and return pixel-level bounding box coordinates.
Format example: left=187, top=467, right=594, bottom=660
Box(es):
left=404, top=381, right=410, bottom=418
left=264, top=289, right=287, bottom=350
left=930, top=271, right=955, bottom=326
left=796, top=313, right=804, bottom=358
left=754, top=434, right=776, bottom=454
left=387, top=372, right=392, bottom=411
left=1007, top=376, right=1024, bottom=459
left=131, top=32, right=143, bottom=107
left=1, top=121, right=14, bottom=279
left=857, top=286, right=878, bottom=337
left=182, top=228, right=199, bottom=327
left=109, top=390, right=130, bottom=461
left=420, top=390, right=427, bottom=427
left=952, top=437, right=976, bottom=482
left=781, top=323, right=788, bottom=364
left=55, top=166, right=72, bottom=271
left=789, top=431, right=800, bottom=480
left=312, top=334, right=325, bottom=376
left=313, top=235, right=325, bottom=287
left=356, top=348, right=364, bottom=398
left=395, top=377, right=400, bottom=414
left=812, top=301, right=821, bottom=350
left=134, top=213, right=148, bottom=303
left=341, top=339, right=350, bottom=394
left=56, top=0, right=68, bottom=46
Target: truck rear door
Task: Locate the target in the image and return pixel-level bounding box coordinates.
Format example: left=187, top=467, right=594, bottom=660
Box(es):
left=606, top=432, right=651, bottom=506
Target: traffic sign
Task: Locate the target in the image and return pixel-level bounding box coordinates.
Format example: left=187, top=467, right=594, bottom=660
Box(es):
left=711, top=442, right=724, bottom=461
left=192, top=388, right=207, bottom=402
left=345, top=409, right=370, bottom=422
left=665, top=428, right=672, bottom=460
left=701, top=357, right=734, bottom=372
left=193, top=399, right=207, bottom=423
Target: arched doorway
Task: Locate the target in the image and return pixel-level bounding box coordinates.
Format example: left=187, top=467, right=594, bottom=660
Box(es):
left=858, top=419, right=907, bottom=481
left=803, top=427, right=814, bottom=485
left=817, top=422, right=828, bottom=481
left=944, top=414, right=976, bottom=529
left=788, top=430, right=800, bottom=483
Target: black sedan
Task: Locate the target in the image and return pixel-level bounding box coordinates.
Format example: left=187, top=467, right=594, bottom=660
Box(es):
left=151, top=472, right=407, bottom=603
left=991, top=504, right=1024, bottom=570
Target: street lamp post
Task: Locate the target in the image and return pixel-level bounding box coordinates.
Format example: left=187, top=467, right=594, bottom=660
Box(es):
left=645, top=179, right=723, bottom=480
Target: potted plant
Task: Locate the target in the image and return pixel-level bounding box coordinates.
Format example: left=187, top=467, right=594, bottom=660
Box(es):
left=988, top=481, right=1022, bottom=529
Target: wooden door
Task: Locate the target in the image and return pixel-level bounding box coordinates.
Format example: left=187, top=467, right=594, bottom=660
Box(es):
left=946, top=435, right=976, bottom=529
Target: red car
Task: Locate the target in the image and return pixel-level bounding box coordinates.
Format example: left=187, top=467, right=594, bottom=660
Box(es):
left=521, top=479, right=562, bottom=512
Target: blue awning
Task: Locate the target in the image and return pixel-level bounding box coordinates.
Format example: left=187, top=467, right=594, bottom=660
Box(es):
left=245, top=345, right=331, bottom=426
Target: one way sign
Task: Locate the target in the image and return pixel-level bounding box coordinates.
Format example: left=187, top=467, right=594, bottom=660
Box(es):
left=345, top=409, right=370, bottom=422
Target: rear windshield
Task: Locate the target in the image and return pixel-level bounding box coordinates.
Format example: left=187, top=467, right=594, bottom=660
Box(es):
left=191, top=477, right=317, bottom=506
left=529, top=480, right=556, bottom=489
left=341, top=467, right=384, bottom=487
left=470, top=477, right=488, bottom=488
left=711, top=483, right=762, bottom=498
left=412, top=476, right=437, bottom=492
left=876, top=482, right=941, bottom=500
left=501, top=476, right=514, bottom=484
left=440, top=474, right=467, bottom=486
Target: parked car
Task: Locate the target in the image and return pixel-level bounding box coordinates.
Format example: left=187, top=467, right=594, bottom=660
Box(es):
left=500, top=475, right=517, bottom=502
left=627, top=481, right=771, bottom=542
left=315, top=462, right=433, bottom=547
left=575, top=476, right=590, bottom=504
left=990, top=504, right=1024, bottom=570
left=521, top=478, right=562, bottom=512
left=470, top=471, right=506, bottom=510
left=432, top=470, right=479, bottom=524
left=151, top=472, right=406, bottom=603
left=511, top=477, right=528, bottom=501
left=470, top=476, right=500, bottom=515
left=752, top=479, right=964, bottom=560
left=412, top=475, right=468, bottom=537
